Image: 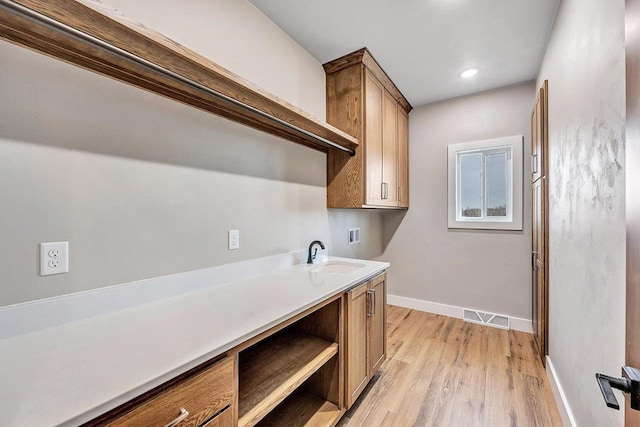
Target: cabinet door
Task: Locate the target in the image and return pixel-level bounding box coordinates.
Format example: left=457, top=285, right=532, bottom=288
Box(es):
left=397, top=108, right=409, bottom=208
left=364, top=70, right=385, bottom=206
left=382, top=91, right=398, bottom=205
left=368, top=275, right=386, bottom=375
left=345, top=282, right=369, bottom=408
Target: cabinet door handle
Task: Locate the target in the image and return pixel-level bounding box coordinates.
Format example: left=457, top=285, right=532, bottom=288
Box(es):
left=367, top=290, right=376, bottom=316
left=381, top=182, right=389, bottom=200
left=531, top=154, right=538, bottom=174
left=398, top=186, right=402, bottom=202
left=165, top=408, right=189, bottom=427
left=372, top=290, right=376, bottom=315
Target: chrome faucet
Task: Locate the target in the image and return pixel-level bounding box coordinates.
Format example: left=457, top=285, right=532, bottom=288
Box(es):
left=307, top=240, right=326, bottom=264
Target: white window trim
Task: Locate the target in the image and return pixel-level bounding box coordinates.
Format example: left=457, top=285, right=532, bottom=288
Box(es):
left=447, top=135, right=523, bottom=231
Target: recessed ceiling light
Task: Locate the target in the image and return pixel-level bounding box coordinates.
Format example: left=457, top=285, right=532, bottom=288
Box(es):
left=460, top=68, right=479, bottom=79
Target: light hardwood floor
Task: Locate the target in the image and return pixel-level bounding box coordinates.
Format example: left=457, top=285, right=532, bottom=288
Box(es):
left=338, top=305, right=562, bottom=427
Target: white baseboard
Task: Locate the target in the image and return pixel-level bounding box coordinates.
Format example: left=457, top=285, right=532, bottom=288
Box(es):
left=509, top=316, right=534, bottom=334
left=546, top=356, right=578, bottom=427
left=387, top=294, right=533, bottom=334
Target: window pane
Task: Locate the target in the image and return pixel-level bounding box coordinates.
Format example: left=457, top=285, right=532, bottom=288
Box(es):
left=486, top=151, right=508, bottom=217
left=459, top=153, right=482, bottom=217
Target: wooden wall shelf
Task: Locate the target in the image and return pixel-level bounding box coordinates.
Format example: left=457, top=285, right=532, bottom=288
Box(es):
left=0, top=0, right=358, bottom=154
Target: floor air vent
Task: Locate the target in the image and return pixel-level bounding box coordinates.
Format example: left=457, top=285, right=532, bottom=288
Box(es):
left=463, top=309, right=509, bottom=330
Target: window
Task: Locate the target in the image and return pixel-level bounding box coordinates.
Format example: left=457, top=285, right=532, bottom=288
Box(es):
left=458, top=147, right=510, bottom=220
left=448, top=135, right=523, bottom=230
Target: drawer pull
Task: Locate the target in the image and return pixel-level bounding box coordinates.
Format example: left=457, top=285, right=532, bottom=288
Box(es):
left=165, top=408, right=189, bottom=427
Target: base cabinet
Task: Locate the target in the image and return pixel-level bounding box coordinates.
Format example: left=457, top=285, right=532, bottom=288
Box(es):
left=86, top=271, right=388, bottom=426
left=345, top=273, right=387, bottom=408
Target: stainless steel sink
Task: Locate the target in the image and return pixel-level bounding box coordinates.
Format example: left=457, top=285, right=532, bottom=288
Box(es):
left=310, top=261, right=366, bottom=274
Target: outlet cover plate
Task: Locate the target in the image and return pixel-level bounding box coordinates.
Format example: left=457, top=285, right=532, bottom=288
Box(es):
left=228, top=230, right=240, bottom=250
left=348, top=228, right=361, bottom=245
left=40, top=241, right=69, bottom=276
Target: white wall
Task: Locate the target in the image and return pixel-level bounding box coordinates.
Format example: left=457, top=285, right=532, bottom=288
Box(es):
left=537, top=0, right=626, bottom=425
left=380, top=82, right=535, bottom=320
left=0, top=0, right=382, bottom=306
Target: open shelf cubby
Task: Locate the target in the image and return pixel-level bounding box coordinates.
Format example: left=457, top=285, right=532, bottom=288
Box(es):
left=238, top=298, right=343, bottom=427
left=256, top=379, right=342, bottom=427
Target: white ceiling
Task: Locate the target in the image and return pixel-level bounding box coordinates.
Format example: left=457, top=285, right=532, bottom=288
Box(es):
left=249, top=0, right=559, bottom=107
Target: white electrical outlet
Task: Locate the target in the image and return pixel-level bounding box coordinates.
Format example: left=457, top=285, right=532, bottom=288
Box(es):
left=228, top=230, right=240, bottom=250
left=40, top=241, right=69, bottom=276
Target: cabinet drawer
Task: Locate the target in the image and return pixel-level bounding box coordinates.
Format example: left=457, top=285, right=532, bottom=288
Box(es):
left=201, top=406, right=233, bottom=427
left=105, top=356, right=234, bottom=427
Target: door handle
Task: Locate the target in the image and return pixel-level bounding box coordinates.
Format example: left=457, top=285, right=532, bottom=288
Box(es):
left=531, top=154, right=538, bottom=174
left=596, top=366, right=640, bottom=410
left=531, top=251, right=539, bottom=271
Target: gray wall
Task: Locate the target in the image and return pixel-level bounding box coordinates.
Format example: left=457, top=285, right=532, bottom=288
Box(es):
left=0, top=0, right=382, bottom=306
left=380, top=82, right=535, bottom=320
left=537, top=0, right=626, bottom=424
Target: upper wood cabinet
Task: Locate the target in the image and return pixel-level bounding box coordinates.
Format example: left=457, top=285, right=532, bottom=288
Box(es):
left=397, top=108, right=410, bottom=208
left=325, top=48, right=412, bottom=209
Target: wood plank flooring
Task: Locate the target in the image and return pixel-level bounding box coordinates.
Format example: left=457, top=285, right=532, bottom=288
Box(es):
left=338, top=305, right=562, bottom=427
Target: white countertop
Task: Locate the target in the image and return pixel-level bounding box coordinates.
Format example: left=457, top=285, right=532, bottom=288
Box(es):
left=0, top=254, right=389, bottom=426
